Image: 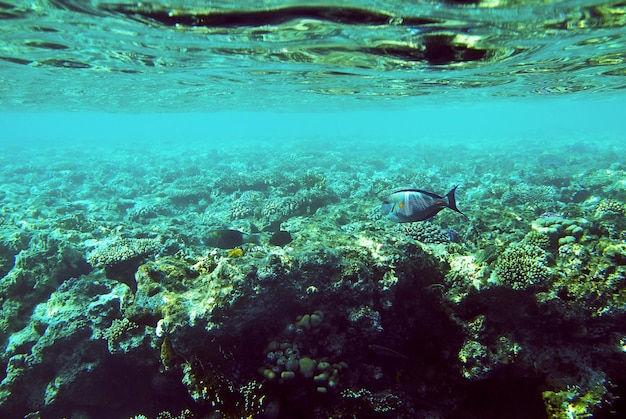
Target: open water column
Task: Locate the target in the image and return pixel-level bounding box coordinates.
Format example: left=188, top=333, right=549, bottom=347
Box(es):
left=1, top=1, right=626, bottom=418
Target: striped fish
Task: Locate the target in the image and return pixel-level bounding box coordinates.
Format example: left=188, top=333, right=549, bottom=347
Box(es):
left=381, top=185, right=463, bottom=223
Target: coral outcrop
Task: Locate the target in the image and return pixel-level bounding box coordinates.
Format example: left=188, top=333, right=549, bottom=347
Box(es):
left=1, top=142, right=625, bottom=418
left=494, top=243, right=551, bottom=290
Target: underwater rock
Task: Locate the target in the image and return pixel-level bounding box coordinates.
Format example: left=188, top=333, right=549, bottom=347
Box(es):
left=593, top=199, right=626, bottom=240
left=86, top=238, right=161, bottom=269
left=0, top=274, right=168, bottom=417
left=557, top=242, right=590, bottom=273
left=110, top=225, right=451, bottom=416
left=603, top=243, right=626, bottom=264
left=339, top=387, right=403, bottom=415
left=127, top=202, right=172, bottom=223
left=86, top=237, right=162, bottom=288
left=3, top=145, right=626, bottom=418
left=260, top=187, right=337, bottom=224
left=458, top=339, right=494, bottom=380
left=543, top=379, right=610, bottom=419
left=0, top=233, right=91, bottom=356
left=0, top=241, right=19, bottom=279
left=348, top=305, right=383, bottom=340
left=100, top=317, right=145, bottom=354
left=458, top=336, right=521, bottom=380
left=445, top=253, right=491, bottom=297
left=230, top=190, right=264, bottom=219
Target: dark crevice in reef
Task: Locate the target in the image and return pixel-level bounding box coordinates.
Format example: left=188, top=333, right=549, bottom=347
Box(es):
left=1, top=360, right=192, bottom=419
left=101, top=4, right=441, bottom=28
left=452, top=370, right=548, bottom=419
left=0, top=244, right=17, bottom=278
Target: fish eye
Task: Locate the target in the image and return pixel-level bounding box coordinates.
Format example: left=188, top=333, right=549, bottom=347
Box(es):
left=383, top=200, right=390, bottom=204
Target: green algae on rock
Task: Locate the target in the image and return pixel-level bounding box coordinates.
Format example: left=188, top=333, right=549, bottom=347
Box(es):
left=603, top=243, right=626, bottom=265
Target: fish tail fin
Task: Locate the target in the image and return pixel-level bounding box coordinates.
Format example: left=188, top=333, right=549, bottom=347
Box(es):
left=246, top=233, right=262, bottom=245
left=446, top=185, right=464, bottom=215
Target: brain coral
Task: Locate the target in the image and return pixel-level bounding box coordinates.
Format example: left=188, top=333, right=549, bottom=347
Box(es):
left=494, top=243, right=551, bottom=290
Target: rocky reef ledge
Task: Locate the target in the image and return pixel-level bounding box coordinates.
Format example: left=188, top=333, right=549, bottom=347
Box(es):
left=1, top=202, right=625, bottom=418
left=1, top=143, right=625, bottom=418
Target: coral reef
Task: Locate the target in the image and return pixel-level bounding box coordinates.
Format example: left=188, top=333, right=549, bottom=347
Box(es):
left=502, top=184, right=558, bottom=210
left=494, top=243, right=551, bottom=290
left=86, top=237, right=162, bottom=288
left=86, top=237, right=162, bottom=269
left=1, top=140, right=625, bottom=418
left=398, top=221, right=451, bottom=244
left=595, top=199, right=626, bottom=217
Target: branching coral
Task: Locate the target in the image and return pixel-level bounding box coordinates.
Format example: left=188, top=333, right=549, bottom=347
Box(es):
left=494, top=243, right=551, bottom=290
left=398, top=221, right=450, bottom=244
left=100, top=317, right=140, bottom=353
left=502, top=184, right=557, bottom=209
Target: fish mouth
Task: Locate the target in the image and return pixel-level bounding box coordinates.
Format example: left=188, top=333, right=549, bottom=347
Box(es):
left=380, top=202, right=393, bottom=216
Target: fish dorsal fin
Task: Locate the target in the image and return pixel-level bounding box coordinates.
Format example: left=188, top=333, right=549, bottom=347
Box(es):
left=393, top=189, right=443, bottom=199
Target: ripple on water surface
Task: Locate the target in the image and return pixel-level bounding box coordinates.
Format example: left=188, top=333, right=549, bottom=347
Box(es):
left=1, top=0, right=625, bottom=110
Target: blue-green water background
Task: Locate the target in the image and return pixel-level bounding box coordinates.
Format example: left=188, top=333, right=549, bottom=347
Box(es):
left=2, top=96, right=624, bottom=152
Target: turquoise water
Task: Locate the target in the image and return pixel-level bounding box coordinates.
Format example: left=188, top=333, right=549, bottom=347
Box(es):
left=2, top=1, right=626, bottom=418
left=2, top=97, right=625, bottom=146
